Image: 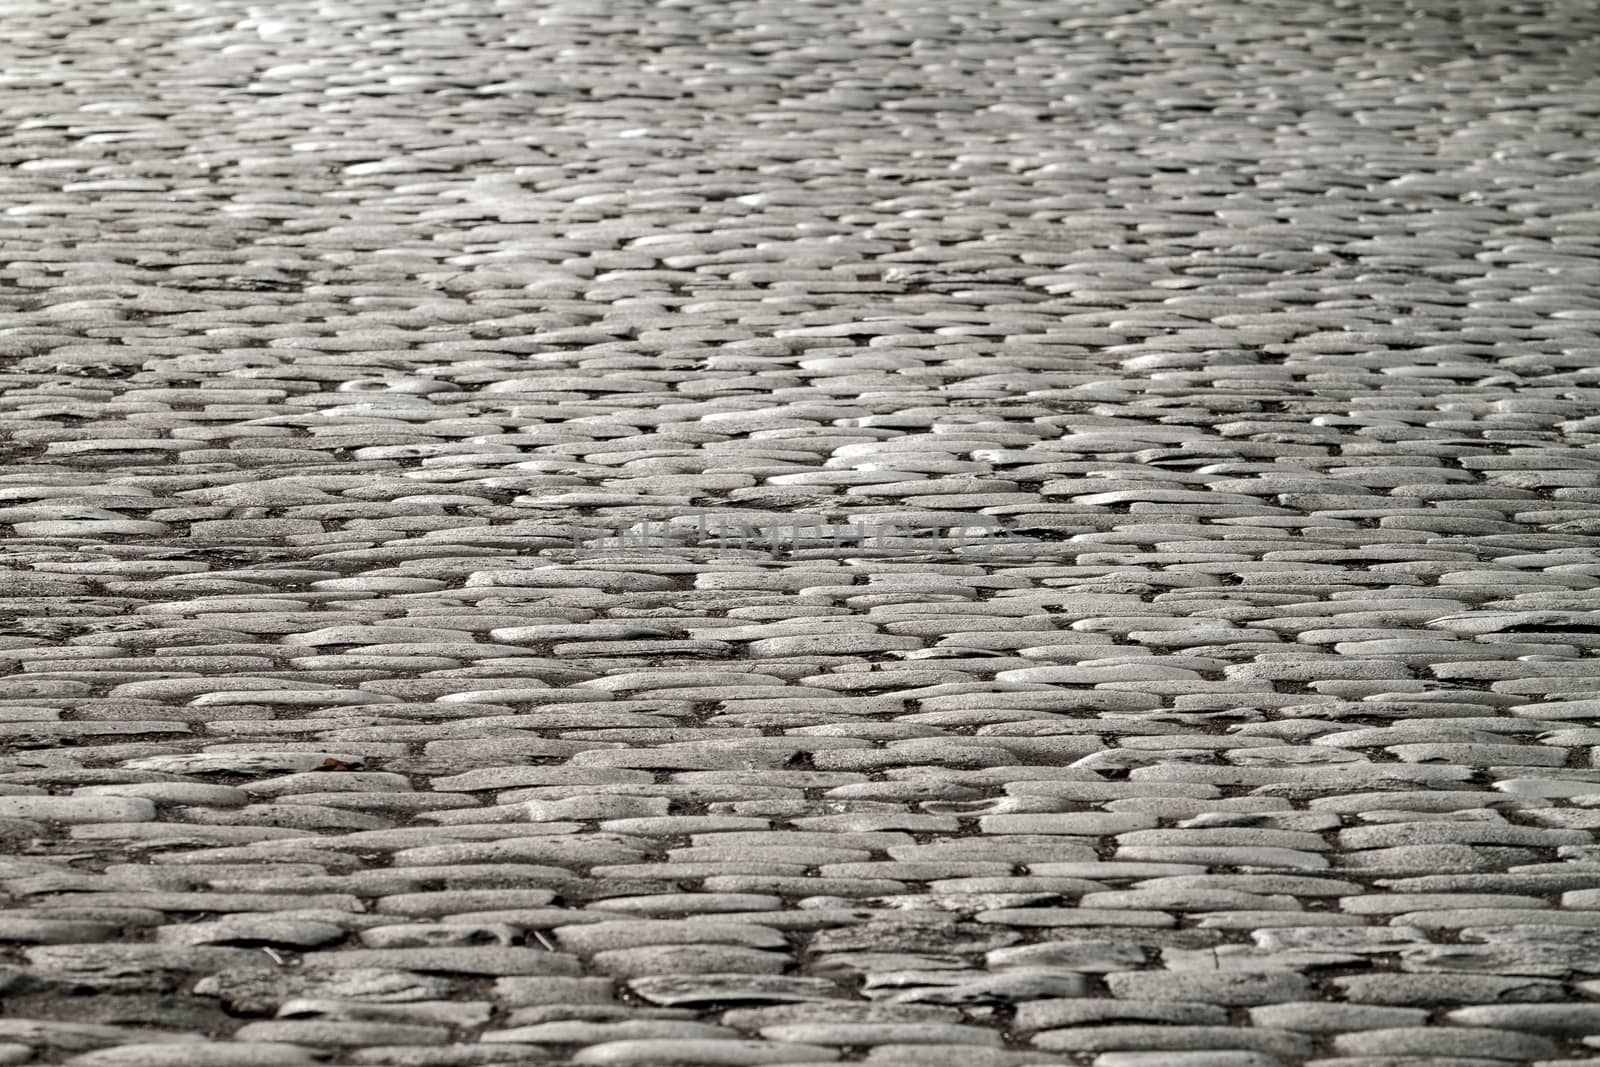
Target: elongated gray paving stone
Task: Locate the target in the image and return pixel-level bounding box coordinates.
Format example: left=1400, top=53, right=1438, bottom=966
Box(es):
left=64, top=1046, right=324, bottom=1067
left=630, top=975, right=848, bottom=1006
left=571, top=1040, right=841, bottom=1064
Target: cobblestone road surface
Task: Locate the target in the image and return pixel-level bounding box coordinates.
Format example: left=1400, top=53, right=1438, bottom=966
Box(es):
left=3, top=0, right=1600, bottom=1064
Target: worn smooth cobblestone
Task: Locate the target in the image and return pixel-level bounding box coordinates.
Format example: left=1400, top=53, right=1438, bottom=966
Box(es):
left=2, top=0, right=1600, bottom=1063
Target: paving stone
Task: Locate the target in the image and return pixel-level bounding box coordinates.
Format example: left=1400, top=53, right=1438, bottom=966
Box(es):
left=1103, top=972, right=1313, bottom=1005
left=721, top=1004, right=964, bottom=1031
left=232, top=1020, right=453, bottom=1046
left=630, top=975, right=848, bottom=1007
left=3, top=0, right=1599, bottom=1061
left=297, top=948, right=581, bottom=976
left=1331, top=1027, right=1560, bottom=1060
left=758, top=1022, right=1002, bottom=1047
left=1031, top=1025, right=1315, bottom=1059
left=570, top=1040, right=841, bottom=1064
left=342, top=1048, right=546, bottom=1066
left=275, top=997, right=493, bottom=1028
left=863, top=1048, right=1059, bottom=1067
left=589, top=945, right=791, bottom=978
left=1248, top=1003, right=1430, bottom=1033
left=809, top=918, right=1021, bottom=955
left=24, top=943, right=277, bottom=987
left=154, top=917, right=347, bottom=948
left=482, top=1019, right=739, bottom=1044
left=987, top=940, right=1148, bottom=973
left=1332, top=974, right=1570, bottom=1005
left=1091, top=1056, right=1285, bottom=1067
left=1444, top=1004, right=1600, bottom=1036
left=1015, top=999, right=1231, bottom=1030
left=870, top=968, right=1089, bottom=1004
left=1301, top=1059, right=1512, bottom=1067
left=0, top=796, right=157, bottom=823
left=64, top=1044, right=322, bottom=1066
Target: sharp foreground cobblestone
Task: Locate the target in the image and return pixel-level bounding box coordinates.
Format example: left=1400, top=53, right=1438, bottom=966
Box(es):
left=2, top=0, right=1600, bottom=1064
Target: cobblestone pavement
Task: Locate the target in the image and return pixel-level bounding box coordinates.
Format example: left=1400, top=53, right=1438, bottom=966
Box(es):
left=2, top=0, right=1600, bottom=1064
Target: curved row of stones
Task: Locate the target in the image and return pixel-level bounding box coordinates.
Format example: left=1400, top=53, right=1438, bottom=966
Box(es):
left=3, top=0, right=1600, bottom=1064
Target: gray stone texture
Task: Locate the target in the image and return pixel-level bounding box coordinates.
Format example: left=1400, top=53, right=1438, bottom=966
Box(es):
left=0, top=0, right=1598, bottom=1062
